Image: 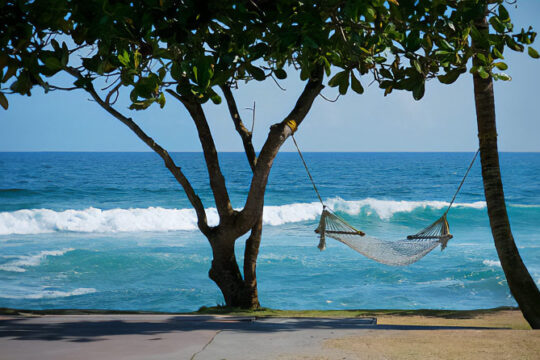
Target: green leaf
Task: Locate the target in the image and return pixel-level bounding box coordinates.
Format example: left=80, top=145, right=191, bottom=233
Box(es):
left=506, top=36, right=524, bottom=52
left=73, top=77, right=92, bottom=89
left=492, top=47, right=504, bottom=59
left=118, top=51, right=130, bottom=67
left=274, top=68, right=287, bottom=80
left=3, top=66, right=17, bottom=82
left=496, top=72, right=512, bottom=81
left=44, top=57, right=62, bottom=70
left=61, top=42, right=69, bottom=66
left=321, top=56, right=331, bottom=76
left=171, top=63, right=183, bottom=81
left=248, top=65, right=266, bottom=81
left=129, top=99, right=154, bottom=110
left=365, top=6, right=376, bottom=22
left=51, top=39, right=60, bottom=51
left=439, top=39, right=453, bottom=51
left=528, top=47, right=540, bottom=59
left=498, top=5, right=510, bottom=22
left=209, top=89, right=222, bottom=104
left=328, top=71, right=348, bottom=88
left=0, top=92, right=8, bottom=110
left=478, top=67, right=490, bottom=79
left=437, top=68, right=464, bottom=84
left=493, top=62, right=508, bottom=70
left=134, top=50, right=141, bottom=68
left=350, top=72, right=364, bottom=94
left=476, top=53, right=487, bottom=63
left=157, top=92, right=166, bottom=108
left=489, top=16, right=506, bottom=34
left=412, top=81, right=425, bottom=100
left=339, top=71, right=350, bottom=95
left=412, top=59, right=422, bottom=73
left=380, top=68, right=393, bottom=79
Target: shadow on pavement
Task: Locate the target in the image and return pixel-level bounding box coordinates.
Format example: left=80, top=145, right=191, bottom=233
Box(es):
left=0, top=315, right=501, bottom=342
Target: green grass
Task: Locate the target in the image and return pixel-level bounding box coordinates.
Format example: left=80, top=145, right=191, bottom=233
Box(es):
left=194, top=306, right=519, bottom=319
left=0, top=306, right=518, bottom=319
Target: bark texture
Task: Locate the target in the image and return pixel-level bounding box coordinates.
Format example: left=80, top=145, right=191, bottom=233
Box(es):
left=473, top=17, right=540, bottom=329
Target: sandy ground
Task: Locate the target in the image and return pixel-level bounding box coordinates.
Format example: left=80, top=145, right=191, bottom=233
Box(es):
left=0, top=310, right=538, bottom=360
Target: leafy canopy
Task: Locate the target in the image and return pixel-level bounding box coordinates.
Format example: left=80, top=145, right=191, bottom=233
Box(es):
left=0, top=0, right=536, bottom=111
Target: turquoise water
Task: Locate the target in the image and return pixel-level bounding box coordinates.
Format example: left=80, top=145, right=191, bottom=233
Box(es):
left=0, top=152, right=539, bottom=311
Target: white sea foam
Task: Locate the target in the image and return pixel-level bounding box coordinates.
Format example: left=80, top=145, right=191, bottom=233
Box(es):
left=0, top=248, right=74, bottom=272
left=326, top=198, right=486, bottom=220
left=483, top=259, right=502, bottom=268
left=0, top=198, right=489, bottom=235
left=0, top=287, right=96, bottom=299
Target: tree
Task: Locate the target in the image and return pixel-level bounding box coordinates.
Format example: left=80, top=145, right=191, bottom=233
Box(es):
left=366, top=0, right=540, bottom=328
left=1, top=0, right=537, bottom=321
left=470, top=1, right=540, bottom=328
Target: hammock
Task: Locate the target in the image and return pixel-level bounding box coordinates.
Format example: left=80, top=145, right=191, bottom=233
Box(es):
left=315, top=208, right=452, bottom=266
left=289, top=125, right=478, bottom=266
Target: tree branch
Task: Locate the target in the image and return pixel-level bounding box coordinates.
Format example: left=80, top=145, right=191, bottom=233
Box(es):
left=166, top=89, right=234, bottom=219
left=236, top=66, right=325, bottom=235
left=220, top=85, right=257, bottom=171
left=64, top=67, right=211, bottom=235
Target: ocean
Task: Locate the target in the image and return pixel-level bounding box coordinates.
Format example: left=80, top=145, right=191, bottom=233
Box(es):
left=0, top=152, right=539, bottom=312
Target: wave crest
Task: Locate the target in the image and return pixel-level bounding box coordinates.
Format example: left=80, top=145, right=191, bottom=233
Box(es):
left=0, top=287, right=96, bottom=299
left=0, top=249, right=74, bottom=272
left=0, top=198, right=489, bottom=235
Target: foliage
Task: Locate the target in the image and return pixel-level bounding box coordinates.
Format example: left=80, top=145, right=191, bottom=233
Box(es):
left=1, top=0, right=536, bottom=112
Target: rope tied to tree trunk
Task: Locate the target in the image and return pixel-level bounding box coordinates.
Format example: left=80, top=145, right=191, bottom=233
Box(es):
left=288, top=126, right=324, bottom=207
left=286, top=119, right=298, bottom=133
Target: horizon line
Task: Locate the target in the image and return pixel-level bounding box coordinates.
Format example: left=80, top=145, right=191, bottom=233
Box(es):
left=1, top=150, right=540, bottom=154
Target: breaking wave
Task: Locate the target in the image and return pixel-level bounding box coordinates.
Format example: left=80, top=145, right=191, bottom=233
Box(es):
left=0, top=198, right=493, bottom=235
left=0, top=249, right=74, bottom=272
left=0, top=287, right=96, bottom=299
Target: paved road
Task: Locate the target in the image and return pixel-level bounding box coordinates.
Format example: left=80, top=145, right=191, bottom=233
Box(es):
left=1, top=314, right=491, bottom=360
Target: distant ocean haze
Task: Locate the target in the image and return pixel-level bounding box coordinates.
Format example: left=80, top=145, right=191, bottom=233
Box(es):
left=0, top=152, right=539, bottom=311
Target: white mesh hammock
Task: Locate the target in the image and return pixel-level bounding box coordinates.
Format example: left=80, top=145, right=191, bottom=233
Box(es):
left=290, top=132, right=478, bottom=266
left=315, top=208, right=452, bottom=266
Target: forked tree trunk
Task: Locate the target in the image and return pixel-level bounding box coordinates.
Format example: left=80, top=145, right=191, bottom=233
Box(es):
left=473, top=17, right=540, bottom=329
left=207, top=215, right=263, bottom=308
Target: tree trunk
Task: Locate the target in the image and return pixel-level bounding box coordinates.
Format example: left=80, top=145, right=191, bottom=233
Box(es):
left=242, top=217, right=263, bottom=308
left=207, top=216, right=262, bottom=309
left=204, top=69, right=323, bottom=309
left=472, top=17, right=540, bottom=329
left=207, top=231, right=247, bottom=307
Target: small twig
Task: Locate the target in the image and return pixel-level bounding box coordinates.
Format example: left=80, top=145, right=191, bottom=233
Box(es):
left=105, top=82, right=122, bottom=105
left=101, top=77, right=121, bottom=91
left=319, top=93, right=340, bottom=102
left=245, top=101, right=256, bottom=133
left=270, top=75, right=287, bottom=91
left=48, top=84, right=78, bottom=91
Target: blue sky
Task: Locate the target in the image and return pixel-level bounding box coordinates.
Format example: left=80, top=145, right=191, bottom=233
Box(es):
left=1, top=2, right=539, bottom=152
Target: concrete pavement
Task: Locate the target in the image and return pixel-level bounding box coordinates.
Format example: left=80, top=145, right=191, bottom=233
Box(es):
left=1, top=314, right=500, bottom=360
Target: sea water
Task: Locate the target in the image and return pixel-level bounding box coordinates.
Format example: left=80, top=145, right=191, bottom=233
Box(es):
left=0, top=152, right=539, bottom=312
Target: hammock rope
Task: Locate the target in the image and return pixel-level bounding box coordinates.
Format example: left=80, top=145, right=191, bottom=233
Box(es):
left=291, top=131, right=479, bottom=266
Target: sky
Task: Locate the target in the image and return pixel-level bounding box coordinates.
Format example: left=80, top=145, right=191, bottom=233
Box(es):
left=1, top=2, right=539, bottom=152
